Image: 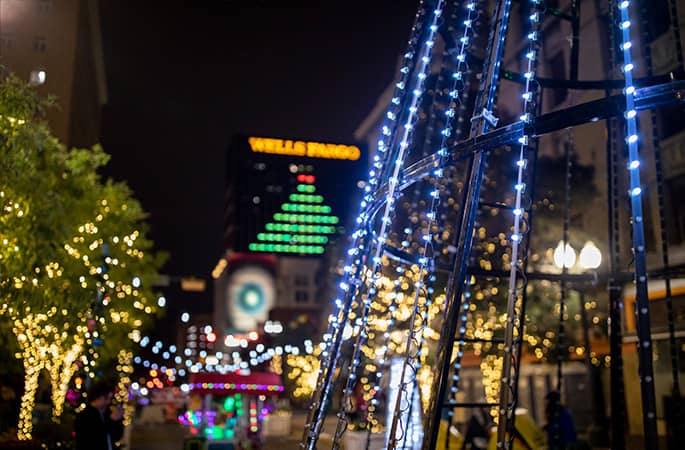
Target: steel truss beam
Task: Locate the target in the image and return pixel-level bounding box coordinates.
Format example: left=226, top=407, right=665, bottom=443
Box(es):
left=365, top=80, right=685, bottom=211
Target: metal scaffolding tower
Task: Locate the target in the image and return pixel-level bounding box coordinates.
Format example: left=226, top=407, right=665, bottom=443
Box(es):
left=301, top=0, right=685, bottom=449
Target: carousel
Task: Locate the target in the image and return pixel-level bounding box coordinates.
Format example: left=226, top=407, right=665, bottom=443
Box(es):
left=180, top=371, right=284, bottom=450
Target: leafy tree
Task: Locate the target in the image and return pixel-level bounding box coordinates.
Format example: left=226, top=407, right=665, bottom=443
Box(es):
left=0, top=75, right=163, bottom=439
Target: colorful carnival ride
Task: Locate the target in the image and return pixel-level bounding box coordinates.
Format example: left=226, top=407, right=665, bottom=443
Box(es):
left=180, top=372, right=283, bottom=449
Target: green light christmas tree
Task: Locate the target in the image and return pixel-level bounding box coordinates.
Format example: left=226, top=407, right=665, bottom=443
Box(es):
left=248, top=174, right=339, bottom=255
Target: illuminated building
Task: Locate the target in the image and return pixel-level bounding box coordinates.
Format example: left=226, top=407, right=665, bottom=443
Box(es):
left=0, top=0, right=107, bottom=147
left=214, top=134, right=365, bottom=342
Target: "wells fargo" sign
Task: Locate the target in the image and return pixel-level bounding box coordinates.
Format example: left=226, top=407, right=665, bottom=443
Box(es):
left=247, top=136, right=361, bottom=161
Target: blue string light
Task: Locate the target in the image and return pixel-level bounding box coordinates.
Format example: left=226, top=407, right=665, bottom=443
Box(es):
left=132, top=335, right=311, bottom=374
left=494, top=0, right=542, bottom=444
left=616, top=0, right=659, bottom=442
left=385, top=1, right=480, bottom=444
left=304, top=7, right=431, bottom=439
left=334, top=6, right=447, bottom=441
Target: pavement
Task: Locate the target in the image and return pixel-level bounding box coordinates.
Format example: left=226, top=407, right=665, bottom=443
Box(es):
left=127, top=422, right=671, bottom=450
left=128, top=413, right=334, bottom=450
left=129, top=423, right=187, bottom=450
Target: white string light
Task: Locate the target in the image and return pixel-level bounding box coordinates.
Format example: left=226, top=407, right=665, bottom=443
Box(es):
left=494, top=0, right=542, bottom=445
left=616, top=0, right=659, bottom=438
left=332, top=6, right=447, bottom=443
left=385, top=1, right=480, bottom=444
left=132, top=335, right=310, bottom=375
left=312, top=2, right=430, bottom=395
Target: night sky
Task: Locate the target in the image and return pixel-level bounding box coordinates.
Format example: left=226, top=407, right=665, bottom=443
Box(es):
left=98, top=1, right=418, bottom=277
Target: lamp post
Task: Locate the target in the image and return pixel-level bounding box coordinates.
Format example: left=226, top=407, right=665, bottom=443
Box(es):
left=553, top=240, right=601, bottom=271
left=579, top=241, right=602, bottom=271
left=553, top=240, right=577, bottom=270
left=553, top=240, right=609, bottom=446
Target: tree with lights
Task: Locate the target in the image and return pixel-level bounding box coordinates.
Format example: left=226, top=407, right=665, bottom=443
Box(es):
left=322, top=145, right=609, bottom=428
left=0, top=75, right=163, bottom=440
left=441, top=149, right=609, bottom=414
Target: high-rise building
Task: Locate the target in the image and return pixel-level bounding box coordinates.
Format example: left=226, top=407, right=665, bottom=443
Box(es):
left=0, top=0, right=107, bottom=148
left=213, top=134, right=366, bottom=345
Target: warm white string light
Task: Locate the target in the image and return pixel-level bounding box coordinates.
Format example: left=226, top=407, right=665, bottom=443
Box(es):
left=365, top=267, right=404, bottom=428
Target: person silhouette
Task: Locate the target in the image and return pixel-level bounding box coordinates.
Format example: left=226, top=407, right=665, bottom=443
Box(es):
left=74, top=381, right=124, bottom=450
left=544, top=391, right=577, bottom=450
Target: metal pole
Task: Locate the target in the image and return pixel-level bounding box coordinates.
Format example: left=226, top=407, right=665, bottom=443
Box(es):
left=569, top=0, right=581, bottom=83
left=607, top=115, right=627, bottom=450
left=603, top=0, right=627, bottom=443
left=423, top=0, right=513, bottom=445
left=580, top=291, right=611, bottom=446
left=616, top=0, right=659, bottom=441
left=638, top=1, right=683, bottom=444
left=630, top=191, right=660, bottom=450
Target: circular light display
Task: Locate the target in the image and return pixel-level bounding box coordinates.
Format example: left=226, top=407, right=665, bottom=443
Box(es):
left=238, top=283, right=265, bottom=313
left=227, top=265, right=275, bottom=332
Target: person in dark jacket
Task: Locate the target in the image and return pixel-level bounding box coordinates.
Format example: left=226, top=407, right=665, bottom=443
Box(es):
left=74, top=381, right=124, bottom=450
left=544, top=391, right=577, bottom=450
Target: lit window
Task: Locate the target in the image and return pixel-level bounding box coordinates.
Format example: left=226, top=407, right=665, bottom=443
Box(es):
left=29, top=69, right=46, bottom=85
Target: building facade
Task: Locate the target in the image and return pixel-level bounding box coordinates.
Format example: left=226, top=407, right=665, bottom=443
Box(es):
left=0, top=0, right=107, bottom=147
left=213, top=134, right=366, bottom=348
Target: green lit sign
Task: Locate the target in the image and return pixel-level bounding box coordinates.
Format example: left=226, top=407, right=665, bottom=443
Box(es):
left=248, top=172, right=341, bottom=255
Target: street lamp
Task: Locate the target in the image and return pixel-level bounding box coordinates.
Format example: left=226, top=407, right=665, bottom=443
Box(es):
left=552, top=239, right=609, bottom=445
left=553, top=241, right=576, bottom=269
left=553, top=240, right=602, bottom=271
left=579, top=241, right=602, bottom=270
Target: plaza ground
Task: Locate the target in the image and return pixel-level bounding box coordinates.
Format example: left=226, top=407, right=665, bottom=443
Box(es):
left=130, top=413, right=329, bottom=450
left=128, top=415, right=664, bottom=450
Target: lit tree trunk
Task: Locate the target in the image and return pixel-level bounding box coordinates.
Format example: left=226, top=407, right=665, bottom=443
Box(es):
left=13, top=314, right=50, bottom=440
left=17, top=359, right=43, bottom=440
left=12, top=313, right=78, bottom=437
left=48, top=341, right=83, bottom=421
left=115, top=349, right=135, bottom=425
